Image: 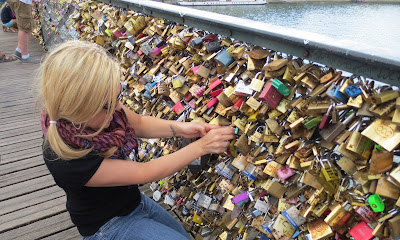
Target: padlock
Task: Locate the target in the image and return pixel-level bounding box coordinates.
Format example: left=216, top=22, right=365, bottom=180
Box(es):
left=235, top=80, right=253, bottom=96
left=346, top=119, right=374, bottom=159
left=263, top=161, right=283, bottom=179
left=272, top=214, right=296, bottom=238
left=189, top=37, right=203, bottom=49
left=232, top=154, right=249, bottom=171
left=261, top=179, right=285, bottom=198
left=362, top=119, right=400, bottom=152
left=375, top=176, right=400, bottom=200
left=307, top=218, right=334, bottom=240
left=369, top=148, right=393, bottom=175
left=319, top=104, right=333, bottom=129
left=215, top=49, right=235, bottom=67
left=272, top=79, right=290, bottom=96
left=234, top=134, right=250, bottom=156
left=172, top=101, right=185, bottom=114
left=259, top=81, right=282, bottom=109
left=355, top=206, right=378, bottom=223
left=249, top=72, right=265, bottom=92
left=345, top=84, right=362, bottom=98
left=388, top=215, right=400, bottom=239
left=348, top=221, right=374, bottom=240
left=324, top=201, right=350, bottom=228
left=368, top=194, right=385, bottom=212
left=205, top=41, right=221, bottom=53
left=320, top=111, right=356, bottom=142
left=172, top=75, right=185, bottom=89
left=369, top=89, right=399, bottom=105
left=276, top=166, right=295, bottom=181
left=282, top=203, right=306, bottom=229
left=303, top=115, right=322, bottom=130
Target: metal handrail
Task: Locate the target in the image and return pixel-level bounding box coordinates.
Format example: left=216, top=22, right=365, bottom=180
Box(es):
left=99, top=0, right=400, bottom=86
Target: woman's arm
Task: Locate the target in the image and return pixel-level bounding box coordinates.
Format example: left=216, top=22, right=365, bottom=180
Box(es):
left=85, top=126, right=235, bottom=187
left=122, top=104, right=220, bottom=139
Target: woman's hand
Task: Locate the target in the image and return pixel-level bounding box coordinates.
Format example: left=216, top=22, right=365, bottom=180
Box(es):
left=178, top=122, right=221, bottom=138
left=196, top=126, right=235, bottom=155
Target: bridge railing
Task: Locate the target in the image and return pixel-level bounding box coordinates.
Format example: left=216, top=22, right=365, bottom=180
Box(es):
left=97, top=0, right=400, bottom=86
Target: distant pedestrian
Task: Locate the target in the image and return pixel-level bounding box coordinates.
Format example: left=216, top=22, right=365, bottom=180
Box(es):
left=1, top=4, right=18, bottom=32
left=6, top=0, right=39, bottom=63
left=0, top=51, right=17, bottom=63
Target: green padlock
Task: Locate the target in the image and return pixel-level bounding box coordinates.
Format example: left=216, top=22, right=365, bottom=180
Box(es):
left=105, top=28, right=112, bottom=37
left=374, top=144, right=384, bottom=151
left=368, top=194, right=385, bottom=212
left=303, top=115, right=323, bottom=130
left=272, top=79, right=290, bottom=97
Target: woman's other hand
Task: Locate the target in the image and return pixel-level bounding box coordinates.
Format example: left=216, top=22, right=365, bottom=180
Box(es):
left=196, top=126, right=235, bottom=154
left=178, top=122, right=221, bottom=138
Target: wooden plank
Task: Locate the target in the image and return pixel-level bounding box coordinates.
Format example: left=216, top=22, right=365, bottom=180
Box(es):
left=0, top=164, right=49, bottom=188
left=0, top=155, right=44, bottom=176
left=0, top=174, right=56, bottom=201
left=0, top=118, right=39, bottom=131
left=0, top=196, right=66, bottom=233
left=0, top=104, right=38, bottom=114
left=0, top=96, right=35, bottom=104
left=0, top=111, right=40, bottom=121
left=0, top=109, right=37, bottom=120
left=0, top=127, right=41, bottom=140
left=0, top=94, right=34, bottom=101
left=0, top=98, right=37, bottom=108
left=40, top=227, right=81, bottom=240
left=0, top=111, right=38, bottom=121
left=0, top=131, right=42, bottom=147
left=0, top=138, right=42, bottom=155
left=0, top=211, right=75, bottom=240
left=0, top=146, right=42, bottom=165
left=0, top=185, right=64, bottom=216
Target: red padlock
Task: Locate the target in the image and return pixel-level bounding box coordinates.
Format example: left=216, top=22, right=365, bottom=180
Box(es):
left=183, top=92, right=193, bottom=102
left=188, top=99, right=196, bottom=109
left=172, top=102, right=185, bottom=114
left=192, top=65, right=201, bottom=75
left=210, top=88, right=223, bottom=98
left=231, top=98, right=244, bottom=112
left=348, top=221, right=373, bottom=240
left=207, top=98, right=218, bottom=108
left=319, top=104, right=333, bottom=129
left=194, top=86, right=205, bottom=98
left=209, top=78, right=222, bottom=90
left=355, top=206, right=378, bottom=223
left=259, top=81, right=282, bottom=109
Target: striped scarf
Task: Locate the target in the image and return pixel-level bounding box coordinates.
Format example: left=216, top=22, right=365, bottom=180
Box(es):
left=40, top=109, right=138, bottom=159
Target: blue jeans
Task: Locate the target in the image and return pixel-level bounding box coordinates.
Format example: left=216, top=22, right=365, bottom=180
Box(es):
left=82, top=192, right=190, bottom=240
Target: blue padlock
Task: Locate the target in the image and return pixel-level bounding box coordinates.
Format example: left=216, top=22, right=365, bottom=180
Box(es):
left=214, top=49, right=234, bottom=67
left=142, top=90, right=152, bottom=99
left=345, top=85, right=362, bottom=98
left=333, top=86, right=349, bottom=103
left=144, top=82, right=157, bottom=92
left=260, top=233, right=270, bottom=240
left=326, top=84, right=337, bottom=100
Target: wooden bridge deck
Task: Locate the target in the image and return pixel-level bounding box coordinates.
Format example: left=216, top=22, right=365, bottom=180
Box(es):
left=0, top=30, right=184, bottom=240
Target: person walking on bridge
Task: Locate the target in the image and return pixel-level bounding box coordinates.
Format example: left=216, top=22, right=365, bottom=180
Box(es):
left=7, top=0, right=39, bottom=63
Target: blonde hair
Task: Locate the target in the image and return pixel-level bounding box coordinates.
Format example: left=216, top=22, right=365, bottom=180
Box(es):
left=37, top=41, right=121, bottom=160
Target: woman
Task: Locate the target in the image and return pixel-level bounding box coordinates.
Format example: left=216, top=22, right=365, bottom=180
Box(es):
left=38, top=41, right=235, bottom=240
left=1, top=3, right=17, bottom=32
